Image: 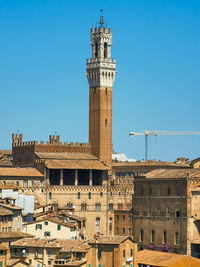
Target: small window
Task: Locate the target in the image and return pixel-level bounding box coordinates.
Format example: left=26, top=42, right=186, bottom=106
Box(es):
left=175, top=231, right=179, bottom=245
left=168, top=188, right=171, bottom=195
left=149, top=187, right=152, bottom=195
left=140, top=229, right=144, bottom=242
left=130, top=248, right=133, bottom=257
left=163, top=231, right=167, bottom=244
left=44, top=221, right=48, bottom=225
left=128, top=215, right=132, bottom=221
left=48, top=192, right=52, bottom=200
left=23, top=180, right=28, bottom=187
left=36, top=224, right=42, bottom=230
left=108, top=203, right=113, bottom=211
left=31, top=181, right=34, bottom=187
left=96, top=218, right=100, bottom=231
left=88, top=192, right=91, bottom=199
left=110, top=192, right=112, bottom=197
left=81, top=203, right=87, bottom=211
left=95, top=42, right=98, bottom=58
left=78, top=192, right=80, bottom=199
left=122, top=215, right=125, bottom=221
left=16, top=181, right=19, bottom=186
left=26, top=248, right=29, bottom=256
left=129, top=228, right=132, bottom=234
left=105, top=118, right=107, bottom=126
left=35, top=249, right=39, bottom=257
left=47, top=250, right=51, bottom=257
left=141, top=186, right=144, bottom=196
left=176, top=211, right=180, bottom=218
left=48, top=261, right=51, bottom=266
left=116, top=215, right=119, bottom=221
left=105, top=87, right=107, bottom=94
left=109, top=218, right=112, bottom=232
left=122, top=227, right=125, bottom=234
left=151, top=230, right=155, bottom=243
left=116, top=227, right=119, bottom=234
left=57, top=224, right=61, bottom=231
left=104, top=42, right=108, bottom=58
left=123, top=249, right=125, bottom=258
left=95, top=203, right=101, bottom=212
left=100, top=192, right=103, bottom=197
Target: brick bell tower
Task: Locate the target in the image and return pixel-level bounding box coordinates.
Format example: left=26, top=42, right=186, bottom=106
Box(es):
left=86, top=15, right=116, bottom=169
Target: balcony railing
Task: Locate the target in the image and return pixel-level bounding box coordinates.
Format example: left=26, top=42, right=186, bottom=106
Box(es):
left=11, top=253, right=26, bottom=258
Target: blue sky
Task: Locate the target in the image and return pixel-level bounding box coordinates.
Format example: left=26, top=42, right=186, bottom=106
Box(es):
left=0, top=0, right=200, bottom=161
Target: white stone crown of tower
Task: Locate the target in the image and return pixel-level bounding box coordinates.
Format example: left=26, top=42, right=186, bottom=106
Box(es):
left=86, top=18, right=116, bottom=88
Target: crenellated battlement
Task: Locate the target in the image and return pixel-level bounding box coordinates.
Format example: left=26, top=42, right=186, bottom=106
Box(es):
left=91, top=27, right=112, bottom=34
left=12, top=134, right=90, bottom=149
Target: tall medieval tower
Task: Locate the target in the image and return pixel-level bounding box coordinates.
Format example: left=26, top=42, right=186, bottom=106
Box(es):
left=86, top=16, right=116, bottom=169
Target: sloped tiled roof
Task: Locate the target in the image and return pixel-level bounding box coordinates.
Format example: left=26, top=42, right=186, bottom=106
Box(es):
left=0, top=207, right=13, bottom=216
left=136, top=249, right=200, bottom=266
left=0, top=167, right=44, bottom=177
left=36, top=152, right=109, bottom=170
left=0, top=231, right=34, bottom=239
left=145, top=169, right=200, bottom=179
left=89, top=235, right=134, bottom=245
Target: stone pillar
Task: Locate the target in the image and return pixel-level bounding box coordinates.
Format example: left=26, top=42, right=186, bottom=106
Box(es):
left=60, top=169, right=63, bottom=186
left=75, top=170, right=78, bottom=186
left=89, top=170, right=93, bottom=186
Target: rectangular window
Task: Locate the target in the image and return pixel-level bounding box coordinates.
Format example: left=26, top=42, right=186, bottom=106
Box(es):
left=47, top=250, right=51, bottom=257
left=140, top=229, right=143, bottom=242
left=95, top=203, right=101, bottom=212
left=81, top=203, right=87, bottom=211
left=130, top=248, right=133, bottom=257
left=40, top=180, right=44, bottom=187
left=44, top=221, right=48, bottom=225
left=108, top=203, right=113, bottom=211
left=16, top=181, right=19, bottom=186
left=151, top=230, right=155, bottom=243
left=163, top=231, right=167, bottom=244
left=57, top=224, right=61, bottom=231
left=176, top=211, right=180, bottom=217
left=175, top=231, right=179, bottom=245
left=36, top=224, right=42, bottom=230
left=35, top=249, right=39, bottom=257
left=31, top=181, right=34, bottom=187
left=123, top=250, right=125, bottom=258
left=23, top=180, right=28, bottom=187
left=129, top=228, right=132, bottom=234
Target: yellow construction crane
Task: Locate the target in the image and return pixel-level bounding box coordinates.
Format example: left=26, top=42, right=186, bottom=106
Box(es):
left=129, top=130, right=200, bottom=161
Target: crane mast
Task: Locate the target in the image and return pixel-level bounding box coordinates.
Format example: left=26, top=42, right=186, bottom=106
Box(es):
left=129, top=130, right=200, bottom=161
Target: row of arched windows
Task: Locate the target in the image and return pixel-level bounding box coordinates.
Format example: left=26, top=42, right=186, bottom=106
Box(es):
left=95, top=42, right=108, bottom=58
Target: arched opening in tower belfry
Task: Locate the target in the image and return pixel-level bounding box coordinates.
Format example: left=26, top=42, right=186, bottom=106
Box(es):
left=95, top=42, right=98, bottom=58
left=104, top=42, right=108, bottom=58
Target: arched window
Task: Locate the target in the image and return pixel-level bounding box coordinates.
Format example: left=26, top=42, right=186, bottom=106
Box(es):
left=140, top=229, right=144, bottom=242
left=78, top=192, right=80, bottom=199
left=95, top=43, right=98, bottom=58
left=104, top=42, right=108, bottom=58
left=163, top=230, right=167, bottom=244
left=48, top=192, right=52, bottom=200
left=88, top=192, right=91, bottom=199
left=96, top=217, right=100, bottom=231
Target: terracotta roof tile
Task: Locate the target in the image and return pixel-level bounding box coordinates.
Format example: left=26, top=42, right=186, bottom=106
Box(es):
left=0, top=167, right=44, bottom=177
left=0, top=231, right=34, bottom=239
left=136, top=249, right=200, bottom=266
left=145, top=169, right=200, bottom=179
left=0, top=207, right=13, bottom=216
left=89, top=235, right=134, bottom=245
